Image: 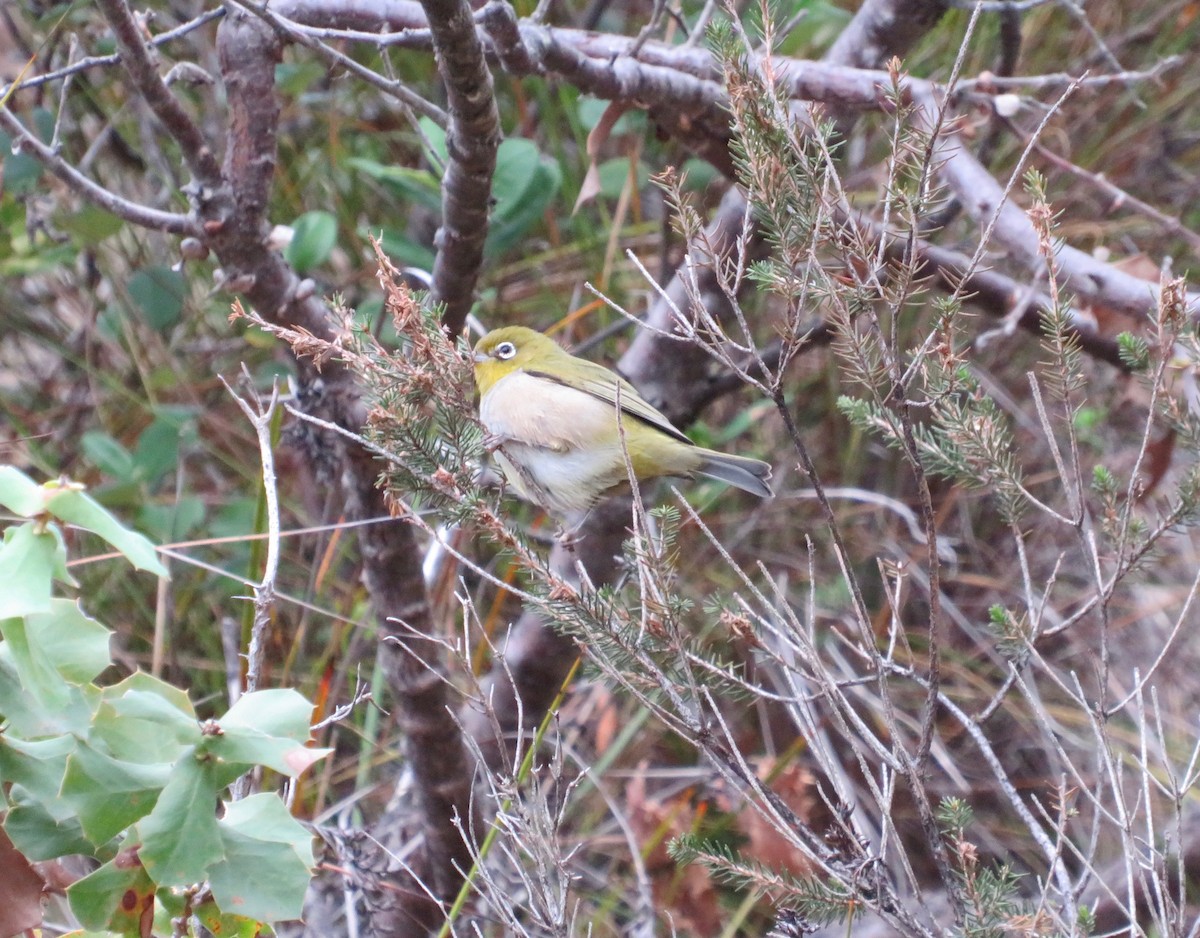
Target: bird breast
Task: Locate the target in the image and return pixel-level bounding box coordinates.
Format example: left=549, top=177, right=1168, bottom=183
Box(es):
left=479, top=369, right=637, bottom=514
left=479, top=370, right=617, bottom=452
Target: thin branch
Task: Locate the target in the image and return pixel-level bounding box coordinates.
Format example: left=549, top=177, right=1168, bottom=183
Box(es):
left=228, top=0, right=447, bottom=125
left=1, top=8, right=226, bottom=95
left=94, top=0, right=223, bottom=188
left=0, top=106, right=197, bottom=234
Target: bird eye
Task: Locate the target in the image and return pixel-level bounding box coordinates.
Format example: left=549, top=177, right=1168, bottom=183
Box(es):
left=495, top=341, right=517, bottom=360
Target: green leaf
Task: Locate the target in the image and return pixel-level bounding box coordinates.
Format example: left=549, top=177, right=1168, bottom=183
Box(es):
left=0, top=736, right=75, bottom=816
left=0, top=522, right=64, bottom=617
left=57, top=204, right=125, bottom=247
left=68, top=851, right=156, bottom=933
left=133, top=409, right=198, bottom=487
left=62, top=742, right=173, bottom=843
left=0, top=612, right=70, bottom=709
left=418, top=115, right=449, bottom=167
left=486, top=139, right=561, bottom=258
left=347, top=159, right=442, bottom=213
left=0, top=128, right=44, bottom=195
left=5, top=796, right=93, bottom=860
left=375, top=228, right=435, bottom=271
left=94, top=675, right=199, bottom=762
left=204, top=731, right=329, bottom=779
left=206, top=689, right=329, bottom=777
left=43, top=485, right=167, bottom=576
left=219, top=688, right=316, bottom=742
left=595, top=157, right=652, bottom=199
left=102, top=672, right=196, bottom=721
left=137, top=753, right=223, bottom=886
left=679, top=157, right=720, bottom=192
left=128, top=265, right=187, bottom=331
left=81, top=431, right=138, bottom=483
left=775, top=0, right=852, bottom=56
left=138, top=495, right=206, bottom=544
left=275, top=60, right=327, bottom=97
left=26, top=599, right=113, bottom=683
left=195, top=900, right=278, bottom=937
left=208, top=794, right=315, bottom=922
left=0, top=659, right=93, bottom=737
left=284, top=210, right=338, bottom=274
left=576, top=97, right=645, bottom=135
left=0, top=466, right=47, bottom=516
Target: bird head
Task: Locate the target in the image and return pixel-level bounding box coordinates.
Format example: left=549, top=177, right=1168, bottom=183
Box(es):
left=472, top=326, right=562, bottom=395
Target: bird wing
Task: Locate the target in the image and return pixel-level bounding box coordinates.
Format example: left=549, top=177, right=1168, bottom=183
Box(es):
left=527, top=359, right=693, bottom=446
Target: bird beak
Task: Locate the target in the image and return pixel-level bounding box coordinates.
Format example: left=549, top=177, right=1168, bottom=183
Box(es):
left=473, top=351, right=488, bottom=364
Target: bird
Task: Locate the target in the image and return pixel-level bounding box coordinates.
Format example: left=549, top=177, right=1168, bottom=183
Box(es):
left=472, top=326, right=772, bottom=518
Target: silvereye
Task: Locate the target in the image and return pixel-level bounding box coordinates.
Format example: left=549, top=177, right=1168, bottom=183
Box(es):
left=472, top=326, right=773, bottom=517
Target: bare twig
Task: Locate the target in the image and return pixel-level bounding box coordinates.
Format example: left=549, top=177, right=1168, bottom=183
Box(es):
left=219, top=372, right=283, bottom=697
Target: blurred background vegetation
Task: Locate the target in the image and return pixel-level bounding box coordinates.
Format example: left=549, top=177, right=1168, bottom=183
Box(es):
left=2, top=0, right=1200, bottom=933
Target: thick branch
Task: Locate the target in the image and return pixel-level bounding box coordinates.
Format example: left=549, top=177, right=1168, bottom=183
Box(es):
left=420, top=0, right=501, bottom=333
left=918, top=86, right=1198, bottom=320
left=213, top=9, right=478, bottom=931
left=273, top=0, right=1199, bottom=324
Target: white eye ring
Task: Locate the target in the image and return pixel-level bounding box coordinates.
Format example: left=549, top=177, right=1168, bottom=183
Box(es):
left=495, top=341, right=517, bottom=360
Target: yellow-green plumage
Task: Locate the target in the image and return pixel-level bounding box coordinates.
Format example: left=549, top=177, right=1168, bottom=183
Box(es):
left=473, top=326, right=772, bottom=516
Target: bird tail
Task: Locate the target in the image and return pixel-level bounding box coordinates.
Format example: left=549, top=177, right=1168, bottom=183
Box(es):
left=696, top=450, right=773, bottom=498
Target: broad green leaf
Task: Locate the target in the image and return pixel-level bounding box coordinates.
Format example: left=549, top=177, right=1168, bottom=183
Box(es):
left=138, top=495, right=205, bottom=544
left=138, top=753, right=223, bottom=886
left=5, top=797, right=93, bottom=859
left=62, top=742, right=172, bottom=843
left=0, top=659, right=93, bottom=737
left=0, top=613, right=70, bottom=709
left=43, top=486, right=167, bottom=576
left=776, top=0, right=851, bottom=56
left=133, top=409, right=198, bottom=487
left=576, top=97, right=646, bottom=135
left=275, top=59, right=327, bottom=95
left=101, top=672, right=196, bottom=720
left=208, top=794, right=315, bottom=922
left=57, top=204, right=124, bottom=247
left=284, top=211, right=338, bottom=274
left=347, top=158, right=442, bottom=213
left=195, top=900, right=277, bottom=937
left=595, top=157, right=652, bottom=199
left=418, top=115, right=449, bottom=167
left=678, top=157, right=720, bottom=192
left=207, top=689, right=329, bottom=777
left=0, top=736, right=75, bottom=814
left=204, top=731, right=329, bottom=779
left=375, top=228, right=435, bottom=271
left=95, top=677, right=199, bottom=762
left=81, top=431, right=138, bottom=483
left=68, top=851, right=155, bottom=933
left=486, top=139, right=561, bottom=258
left=25, top=599, right=112, bottom=683
left=0, top=128, right=43, bottom=195
left=0, top=466, right=45, bottom=516
left=220, top=688, right=316, bottom=742
left=128, top=265, right=186, bottom=331
left=0, top=522, right=62, bottom=617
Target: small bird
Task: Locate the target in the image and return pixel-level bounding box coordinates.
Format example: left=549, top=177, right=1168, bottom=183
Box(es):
left=472, top=326, right=772, bottom=517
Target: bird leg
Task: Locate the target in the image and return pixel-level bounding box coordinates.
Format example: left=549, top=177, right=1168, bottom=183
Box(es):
left=481, top=432, right=510, bottom=454
left=554, top=507, right=595, bottom=552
